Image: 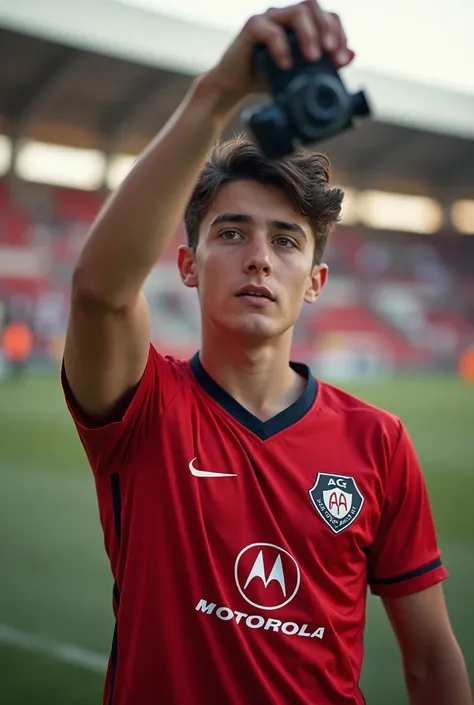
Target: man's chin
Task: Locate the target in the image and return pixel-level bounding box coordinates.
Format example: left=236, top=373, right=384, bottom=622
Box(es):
left=217, top=313, right=287, bottom=340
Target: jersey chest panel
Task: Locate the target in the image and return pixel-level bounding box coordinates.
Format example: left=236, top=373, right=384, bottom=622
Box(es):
left=127, top=390, right=384, bottom=630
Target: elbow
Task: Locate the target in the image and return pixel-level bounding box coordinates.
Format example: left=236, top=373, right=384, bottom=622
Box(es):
left=403, top=638, right=470, bottom=696
left=71, top=266, right=106, bottom=307
left=71, top=266, right=128, bottom=315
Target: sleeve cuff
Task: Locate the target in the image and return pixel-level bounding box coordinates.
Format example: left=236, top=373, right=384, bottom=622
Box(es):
left=61, top=344, right=154, bottom=431
left=369, top=559, right=448, bottom=598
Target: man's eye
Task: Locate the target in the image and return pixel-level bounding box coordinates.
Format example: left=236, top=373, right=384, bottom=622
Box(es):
left=220, top=230, right=242, bottom=241
left=275, top=236, right=296, bottom=248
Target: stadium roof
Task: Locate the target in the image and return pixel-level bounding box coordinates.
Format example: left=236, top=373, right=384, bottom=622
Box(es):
left=1, top=0, right=473, bottom=198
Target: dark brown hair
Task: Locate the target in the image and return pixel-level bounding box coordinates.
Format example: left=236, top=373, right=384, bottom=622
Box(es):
left=184, top=133, right=344, bottom=264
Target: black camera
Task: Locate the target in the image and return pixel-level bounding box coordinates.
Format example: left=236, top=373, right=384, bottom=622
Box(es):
left=242, top=29, right=371, bottom=159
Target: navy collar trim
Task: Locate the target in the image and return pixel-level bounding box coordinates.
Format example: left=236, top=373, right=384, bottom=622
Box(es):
left=189, top=352, right=317, bottom=440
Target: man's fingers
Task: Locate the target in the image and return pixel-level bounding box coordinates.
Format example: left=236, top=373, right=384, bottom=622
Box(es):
left=245, top=15, right=292, bottom=69
left=327, top=12, right=355, bottom=67
left=327, top=12, right=346, bottom=50
left=305, top=4, right=355, bottom=67
left=266, top=4, right=322, bottom=62
left=244, top=3, right=355, bottom=72
left=305, top=0, right=338, bottom=51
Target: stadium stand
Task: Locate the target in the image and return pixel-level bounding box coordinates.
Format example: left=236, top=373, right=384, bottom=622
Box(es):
left=1, top=178, right=473, bottom=376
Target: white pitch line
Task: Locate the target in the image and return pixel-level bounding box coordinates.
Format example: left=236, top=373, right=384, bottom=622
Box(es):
left=0, top=623, right=108, bottom=673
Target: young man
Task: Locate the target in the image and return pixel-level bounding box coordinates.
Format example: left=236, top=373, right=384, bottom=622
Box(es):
left=62, top=2, right=472, bottom=704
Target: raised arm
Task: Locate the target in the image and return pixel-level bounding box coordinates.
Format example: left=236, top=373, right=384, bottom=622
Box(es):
left=64, top=0, right=353, bottom=417
left=64, top=77, right=235, bottom=417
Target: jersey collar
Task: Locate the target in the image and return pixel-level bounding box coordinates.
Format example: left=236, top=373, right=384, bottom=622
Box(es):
left=189, top=352, right=317, bottom=440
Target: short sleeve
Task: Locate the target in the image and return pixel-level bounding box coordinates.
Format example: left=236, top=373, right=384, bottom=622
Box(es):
left=368, top=422, right=448, bottom=598
left=62, top=343, right=182, bottom=475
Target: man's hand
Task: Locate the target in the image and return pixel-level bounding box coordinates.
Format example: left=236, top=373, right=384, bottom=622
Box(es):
left=207, top=1, right=355, bottom=106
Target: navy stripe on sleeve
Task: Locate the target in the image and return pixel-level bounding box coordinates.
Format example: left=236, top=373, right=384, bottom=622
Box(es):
left=111, top=473, right=122, bottom=542
left=108, top=473, right=122, bottom=705
left=369, top=558, right=442, bottom=586
left=107, top=623, right=119, bottom=705
left=113, top=580, right=121, bottom=608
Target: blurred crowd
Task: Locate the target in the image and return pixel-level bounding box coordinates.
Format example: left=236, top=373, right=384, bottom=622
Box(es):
left=1, top=178, right=473, bottom=382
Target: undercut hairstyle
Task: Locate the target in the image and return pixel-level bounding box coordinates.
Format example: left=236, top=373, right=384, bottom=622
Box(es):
left=184, top=133, right=344, bottom=265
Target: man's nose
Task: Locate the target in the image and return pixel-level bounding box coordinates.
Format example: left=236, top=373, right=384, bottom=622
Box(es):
left=243, top=239, right=273, bottom=275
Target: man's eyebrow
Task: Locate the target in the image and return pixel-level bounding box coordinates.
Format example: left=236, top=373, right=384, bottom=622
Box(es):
left=209, top=213, right=253, bottom=227
left=270, top=220, right=307, bottom=239
left=210, top=213, right=306, bottom=238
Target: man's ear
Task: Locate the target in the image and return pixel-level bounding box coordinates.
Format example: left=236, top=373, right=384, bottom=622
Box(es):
left=304, top=263, right=328, bottom=304
left=177, top=245, right=198, bottom=289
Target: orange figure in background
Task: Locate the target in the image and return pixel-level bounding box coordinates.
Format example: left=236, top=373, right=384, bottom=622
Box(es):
left=1, top=320, right=33, bottom=380
left=458, top=344, right=474, bottom=383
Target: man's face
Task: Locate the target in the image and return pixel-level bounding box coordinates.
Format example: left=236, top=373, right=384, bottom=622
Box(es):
left=179, top=180, right=328, bottom=340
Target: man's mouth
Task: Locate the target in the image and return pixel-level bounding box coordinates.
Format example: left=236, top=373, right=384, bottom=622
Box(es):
left=235, top=285, right=275, bottom=301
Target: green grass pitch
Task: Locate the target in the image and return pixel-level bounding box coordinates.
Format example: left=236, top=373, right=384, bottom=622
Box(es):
left=0, top=371, right=473, bottom=704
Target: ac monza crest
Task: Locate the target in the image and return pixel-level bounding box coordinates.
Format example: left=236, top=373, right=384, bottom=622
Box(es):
left=309, top=473, right=364, bottom=534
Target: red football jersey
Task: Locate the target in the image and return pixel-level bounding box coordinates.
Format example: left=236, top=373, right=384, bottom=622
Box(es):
left=63, top=345, right=447, bottom=705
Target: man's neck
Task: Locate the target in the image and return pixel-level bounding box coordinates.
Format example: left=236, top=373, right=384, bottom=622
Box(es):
left=199, top=329, right=306, bottom=422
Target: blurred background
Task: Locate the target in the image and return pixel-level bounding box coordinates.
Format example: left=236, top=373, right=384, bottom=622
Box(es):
left=0, top=0, right=473, bottom=703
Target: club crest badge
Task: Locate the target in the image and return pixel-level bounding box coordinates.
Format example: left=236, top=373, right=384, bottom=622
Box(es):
left=309, top=473, right=364, bottom=534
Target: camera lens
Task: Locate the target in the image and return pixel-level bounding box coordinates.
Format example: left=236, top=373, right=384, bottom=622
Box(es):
left=315, top=85, right=338, bottom=111
left=305, top=83, right=340, bottom=122
left=286, top=73, right=350, bottom=141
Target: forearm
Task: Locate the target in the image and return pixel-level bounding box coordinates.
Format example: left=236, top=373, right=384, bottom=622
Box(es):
left=405, top=640, right=472, bottom=705
left=74, top=71, right=239, bottom=308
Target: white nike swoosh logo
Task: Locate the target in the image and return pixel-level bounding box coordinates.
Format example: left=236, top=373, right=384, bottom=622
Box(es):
left=189, top=458, right=237, bottom=478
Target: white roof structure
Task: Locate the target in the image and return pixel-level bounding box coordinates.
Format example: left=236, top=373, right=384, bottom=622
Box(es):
left=1, top=0, right=473, bottom=139
left=0, top=0, right=473, bottom=198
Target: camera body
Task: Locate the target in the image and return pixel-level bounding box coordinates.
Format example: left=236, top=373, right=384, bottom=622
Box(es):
left=242, top=29, right=371, bottom=159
